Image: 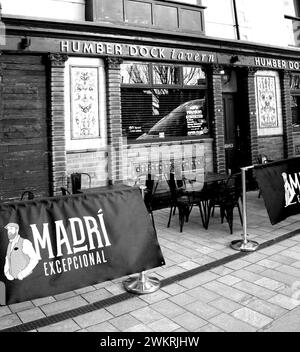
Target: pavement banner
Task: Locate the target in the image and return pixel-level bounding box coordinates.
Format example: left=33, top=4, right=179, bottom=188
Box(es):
left=254, top=156, right=300, bottom=225
left=0, top=186, right=165, bottom=304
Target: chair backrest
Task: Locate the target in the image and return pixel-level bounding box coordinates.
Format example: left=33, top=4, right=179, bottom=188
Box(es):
left=223, top=172, right=242, bottom=201
left=257, top=154, right=269, bottom=164
left=61, top=187, right=71, bottom=196
left=134, top=173, right=161, bottom=210
left=182, top=171, right=205, bottom=193
left=70, top=173, right=91, bottom=194
left=20, top=191, right=34, bottom=201
left=166, top=173, right=183, bottom=200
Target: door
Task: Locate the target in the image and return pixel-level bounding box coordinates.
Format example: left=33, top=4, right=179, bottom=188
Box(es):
left=0, top=55, right=50, bottom=200
left=223, top=93, right=238, bottom=173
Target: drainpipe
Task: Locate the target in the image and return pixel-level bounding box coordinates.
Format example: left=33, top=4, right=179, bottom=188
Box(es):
left=232, top=0, right=241, bottom=40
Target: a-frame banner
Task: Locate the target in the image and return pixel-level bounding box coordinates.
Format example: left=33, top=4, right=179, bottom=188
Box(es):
left=0, top=186, right=165, bottom=304
left=254, top=156, right=300, bottom=225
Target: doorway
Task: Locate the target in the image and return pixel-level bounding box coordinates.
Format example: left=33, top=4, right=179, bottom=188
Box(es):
left=222, top=70, right=251, bottom=173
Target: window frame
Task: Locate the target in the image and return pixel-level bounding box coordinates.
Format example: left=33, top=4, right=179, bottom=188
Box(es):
left=290, top=73, right=300, bottom=132
left=120, top=61, right=210, bottom=144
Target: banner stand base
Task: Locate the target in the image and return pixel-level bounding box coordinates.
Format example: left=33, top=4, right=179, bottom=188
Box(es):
left=123, top=272, right=161, bottom=295
left=231, top=239, right=259, bottom=252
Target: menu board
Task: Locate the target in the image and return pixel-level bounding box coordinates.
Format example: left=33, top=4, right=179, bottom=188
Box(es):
left=186, top=101, right=208, bottom=136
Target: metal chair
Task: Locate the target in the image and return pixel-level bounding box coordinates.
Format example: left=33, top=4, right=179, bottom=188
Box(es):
left=166, top=171, right=206, bottom=232
left=61, top=187, right=71, bottom=196
left=207, top=172, right=243, bottom=234
left=20, top=191, right=34, bottom=201
left=135, top=173, right=171, bottom=232
left=70, top=173, right=92, bottom=194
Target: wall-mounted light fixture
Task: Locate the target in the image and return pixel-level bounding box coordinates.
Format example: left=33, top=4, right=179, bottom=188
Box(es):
left=20, top=36, right=31, bottom=49
left=230, top=55, right=240, bottom=64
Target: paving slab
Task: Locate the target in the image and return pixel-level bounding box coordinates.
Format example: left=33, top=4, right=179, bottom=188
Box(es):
left=263, top=306, right=300, bottom=332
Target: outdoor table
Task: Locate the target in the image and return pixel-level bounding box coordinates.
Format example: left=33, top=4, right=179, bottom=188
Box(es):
left=0, top=184, right=165, bottom=305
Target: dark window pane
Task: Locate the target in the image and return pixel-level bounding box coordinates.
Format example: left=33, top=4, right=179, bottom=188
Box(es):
left=153, top=65, right=180, bottom=85
left=127, top=0, right=152, bottom=26
left=99, top=0, right=124, bottom=22
left=121, top=88, right=208, bottom=140
left=290, top=75, right=300, bottom=89
left=292, top=95, right=300, bottom=127
left=183, top=67, right=206, bottom=85
left=155, top=5, right=178, bottom=30
left=180, top=8, right=203, bottom=32
left=121, top=63, right=150, bottom=84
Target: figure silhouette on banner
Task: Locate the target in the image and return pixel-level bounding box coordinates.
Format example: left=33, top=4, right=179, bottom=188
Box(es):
left=282, top=172, right=297, bottom=208
left=4, top=223, right=39, bottom=281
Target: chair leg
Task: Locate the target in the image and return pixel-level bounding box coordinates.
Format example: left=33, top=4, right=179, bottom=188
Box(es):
left=198, top=202, right=207, bottom=230
left=220, top=205, right=226, bottom=224
left=178, top=207, right=185, bottom=233
left=206, top=201, right=214, bottom=229
left=167, top=206, right=173, bottom=228
left=225, top=207, right=234, bottom=234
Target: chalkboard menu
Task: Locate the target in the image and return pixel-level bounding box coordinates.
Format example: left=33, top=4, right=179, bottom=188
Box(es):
left=186, top=99, right=208, bottom=136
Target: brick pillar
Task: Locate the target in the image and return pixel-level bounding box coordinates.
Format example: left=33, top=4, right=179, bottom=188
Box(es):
left=207, top=65, right=226, bottom=174
left=48, top=53, right=68, bottom=195
left=105, top=57, right=123, bottom=183
left=245, top=67, right=259, bottom=164
left=280, top=70, right=294, bottom=158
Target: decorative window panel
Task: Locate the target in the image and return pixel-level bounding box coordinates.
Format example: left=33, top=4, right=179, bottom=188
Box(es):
left=70, top=66, right=100, bottom=139
left=65, top=58, right=106, bottom=151
left=255, top=71, right=283, bottom=136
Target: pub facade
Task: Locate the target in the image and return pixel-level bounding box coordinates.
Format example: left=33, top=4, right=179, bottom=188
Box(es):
left=0, top=0, right=300, bottom=200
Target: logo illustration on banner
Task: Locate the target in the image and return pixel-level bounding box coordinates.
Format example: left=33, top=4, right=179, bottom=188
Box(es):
left=4, top=223, right=39, bottom=281
left=282, top=172, right=300, bottom=208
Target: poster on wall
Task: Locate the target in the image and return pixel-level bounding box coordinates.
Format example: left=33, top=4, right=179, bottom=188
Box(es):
left=185, top=100, right=208, bottom=136
left=256, top=75, right=279, bottom=129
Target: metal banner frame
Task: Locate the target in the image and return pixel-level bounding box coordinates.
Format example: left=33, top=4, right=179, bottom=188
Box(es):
left=231, top=166, right=260, bottom=252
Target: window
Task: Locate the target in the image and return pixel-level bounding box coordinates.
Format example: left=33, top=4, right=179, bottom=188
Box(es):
left=121, top=63, right=150, bottom=84
left=121, top=62, right=208, bottom=141
left=153, top=65, right=180, bottom=85
left=290, top=74, right=300, bottom=129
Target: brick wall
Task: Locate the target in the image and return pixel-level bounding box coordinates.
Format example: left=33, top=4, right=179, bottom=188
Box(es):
left=245, top=68, right=259, bottom=164
left=105, top=58, right=123, bottom=183
left=258, top=136, right=284, bottom=161
left=65, top=150, right=108, bottom=189
left=280, top=71, right=294, bottom=158
left=48, top=53, right=68, bottom=196
left=208, top=66, right=225, bottom=173
left=293, top=132, right=300, bottom=156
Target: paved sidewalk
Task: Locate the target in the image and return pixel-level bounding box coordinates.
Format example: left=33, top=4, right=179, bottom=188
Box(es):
left=0, top=191, right=300, bottom=332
